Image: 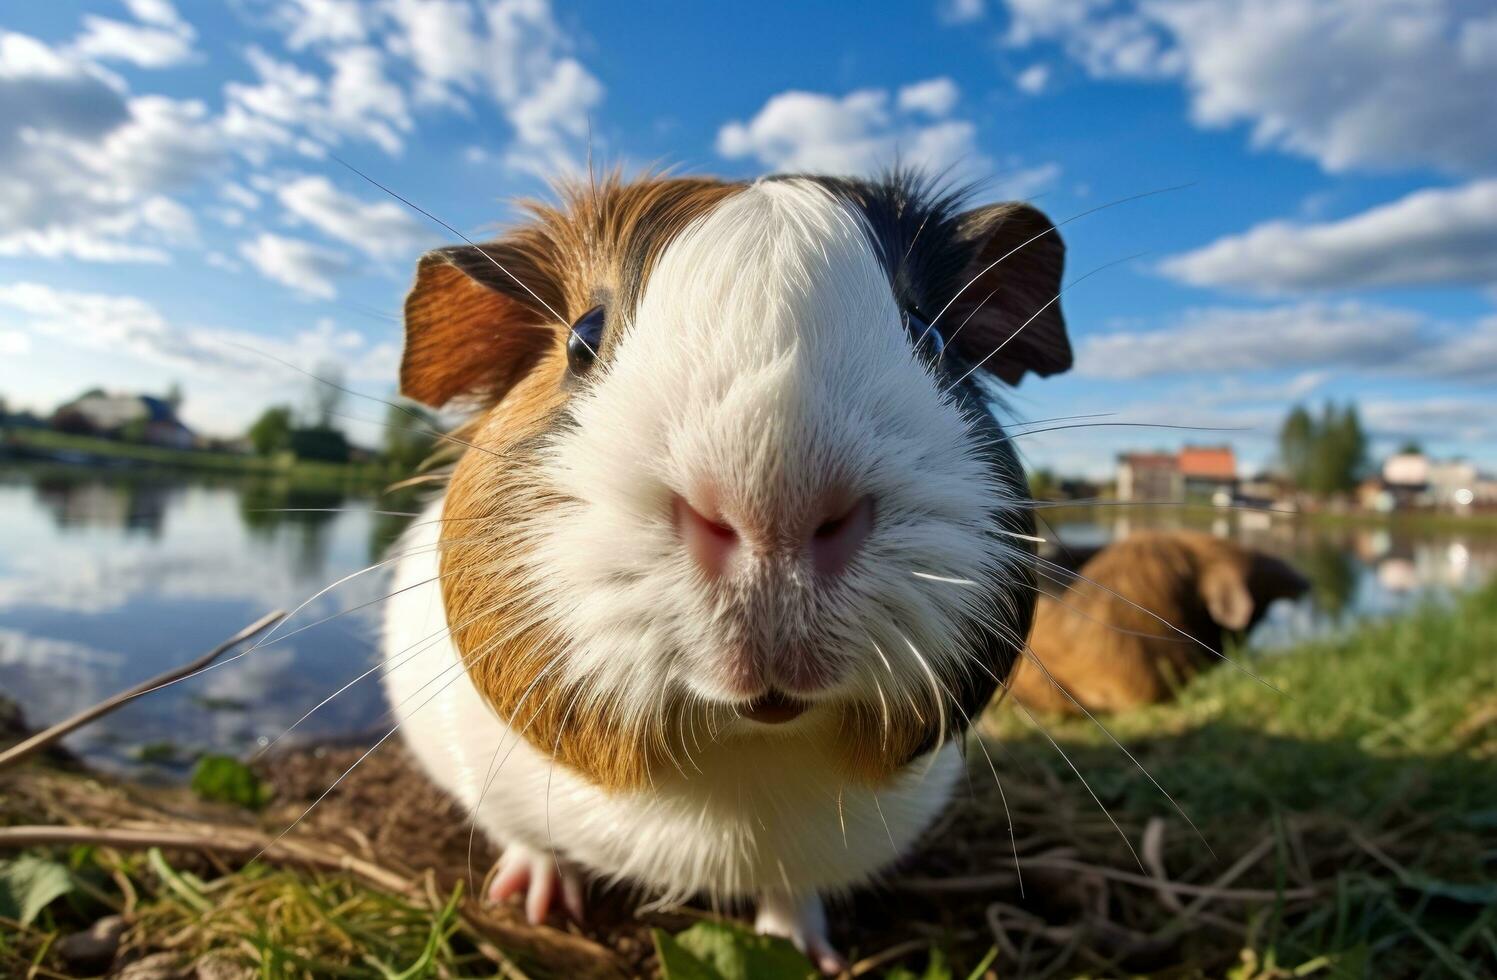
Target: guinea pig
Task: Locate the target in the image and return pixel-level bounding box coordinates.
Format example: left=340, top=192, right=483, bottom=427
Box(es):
left=1008, top=530, right=1309, bottom=715
left=380, top=171, right=1072, bottom=971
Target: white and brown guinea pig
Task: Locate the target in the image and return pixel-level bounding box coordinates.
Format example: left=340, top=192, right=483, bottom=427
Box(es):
left=381, top=171, right=1072, bottom=971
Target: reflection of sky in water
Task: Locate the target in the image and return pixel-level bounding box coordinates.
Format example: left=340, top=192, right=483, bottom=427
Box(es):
left=1046, top=509, right=1496, bottom=652
left=4, top=471, right=1495, bottom=772
left=0, top=470, right=414, bottom=773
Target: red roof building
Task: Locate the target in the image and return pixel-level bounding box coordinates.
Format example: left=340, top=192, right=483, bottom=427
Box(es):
left=1116, top=446, right=1237, bottom=502
left=1178, top=445, right=1236, bottom=481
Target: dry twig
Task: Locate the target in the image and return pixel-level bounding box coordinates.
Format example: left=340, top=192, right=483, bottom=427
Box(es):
left=0, top=610, right=287, bottom=770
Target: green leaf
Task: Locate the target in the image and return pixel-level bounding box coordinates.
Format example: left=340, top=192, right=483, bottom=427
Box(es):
left=885, top=946, right=954, bottom=980
left=1398, top=873, right=1497, bottom=905
left=653, top=929, right=723, bottom=980
left=0, top=855, right=74, bottom=926
left=964, top=946, right=997, bottom=980
left=672, top=921, right=815, bottom=980
left=190, top=754, right=272, bottom=810
left=148, top=848, right=211, bottom=913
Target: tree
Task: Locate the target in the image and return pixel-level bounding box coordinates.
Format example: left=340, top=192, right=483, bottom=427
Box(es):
left=1028, top=467, right=1059, bottom=501
left=1333, top=403, right=1368, bottom=492
left=165, top=382, right=183, bottom=413
left=1279, top=404, right=1314, bottom=489
left=288, top=425, right=351, bottom=463
left=306, top=362, right=345, bottom=428
left=1280, top=401, right=1367, bottom=497
left=247, top=406, right=293, bottom=456
left=383, top=401, right=439, bottom=474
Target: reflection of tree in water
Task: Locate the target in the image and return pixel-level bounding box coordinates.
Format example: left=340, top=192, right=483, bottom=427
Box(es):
left=31, top=469, right=174, bottom=537
left=368, top=486, right=428, bottom=560
left=1300, top=538, right=1359, bottom=619
left=238, top=481, right=345, bottom=579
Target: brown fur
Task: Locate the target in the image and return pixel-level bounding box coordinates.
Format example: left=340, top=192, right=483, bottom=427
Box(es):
left=1008, top=531, right=1308, bottom=714
left=402, top=174, right=743, bottom=410
left=418, top=176, right=744, bottom=793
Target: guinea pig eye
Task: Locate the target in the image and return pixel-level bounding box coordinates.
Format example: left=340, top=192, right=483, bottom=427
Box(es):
left=904, top=308, right=945, bottom=363
left=567, top=305, right=606, bottom=375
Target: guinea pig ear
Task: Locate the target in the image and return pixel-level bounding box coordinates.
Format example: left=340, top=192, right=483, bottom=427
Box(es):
left=1249, top=553, right=1311, bottom=605
left=946, top=203, right=1071, bottom=385
left=1200, top=562, right=1255, bottom=632
left=400, top=242, right=561, bottom=409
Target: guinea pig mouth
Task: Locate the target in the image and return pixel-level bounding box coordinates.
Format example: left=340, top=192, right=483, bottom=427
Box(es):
left=736, top=689, right=808, bottom=725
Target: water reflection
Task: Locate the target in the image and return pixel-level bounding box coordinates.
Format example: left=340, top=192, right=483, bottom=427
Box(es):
left=0, top=466, right=422, bottom=774
left=32, top=470, right=175, bottom=535
left=3, top=467, right=1493, bottom=772
left=1045, top=506, right=1496, bottom=651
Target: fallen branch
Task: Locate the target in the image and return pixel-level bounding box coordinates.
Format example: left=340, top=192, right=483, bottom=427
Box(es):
left=0, top=610, right=286, bottom=770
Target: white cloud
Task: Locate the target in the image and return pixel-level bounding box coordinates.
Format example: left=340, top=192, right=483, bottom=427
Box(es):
left=1002, top=0, right=1497, bottom=175
left=239, top=232, right=353, bottom=300
left=938, top=0, right=985, bottom=25
left=384, top=0, right=483, bottom=106
left=1076, top=302, right=1423, bottom=379
left=246, top=0, right=602, bottom=172
left=220, top=181, right=261, bottom=210
left=71, top=15, right=195, bottom=69
left=502, top=56, right=603, bottom=176
left=0, top=198, right=192, bottom=263
left=0, top=31, right=219, bottom=262
left=276, top=175, right=433, bottom=259
left=1161, top=179, right=1497, bottom=293
left=1405, top=315, right=1497, bottom=384
left=205, top=250, right=242, bottom=272
left=280, top=0, right=605, bottom=174
left=324, top=45, right=412, bottom=153
left=0, top=282, right=396, bottom=384
left=124, top=0, right=190, bottom=31
left=1077, top=301, right=1497, bottom=389
left=717, top=81, right=996, bottom=179
left=1015, top=64, right=1050, bottom=94
left=1361, top=396, right=1497, bottom=447
left=0, top=329, right=30, bottom=356
left=223, top=45, right=411, bottom=157
left=275, top=0, right=370, bottom=50
left=897, top=77, right=960, bottom=117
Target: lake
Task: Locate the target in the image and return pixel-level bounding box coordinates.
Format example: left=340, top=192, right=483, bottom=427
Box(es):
left=2, top=466, right=1493, bottom=774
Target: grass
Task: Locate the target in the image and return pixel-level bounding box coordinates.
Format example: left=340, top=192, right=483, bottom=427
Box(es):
left=1, top=845, right=492, bottom=979
left=979, top=580, right=1497, bottom=976
left=2, top=428, right=396, bottom=487
left=3, top=584, right=1496, bottom=978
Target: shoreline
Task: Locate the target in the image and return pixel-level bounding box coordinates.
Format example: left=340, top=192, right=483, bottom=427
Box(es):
left=4, top=584, right=1495, bottom=977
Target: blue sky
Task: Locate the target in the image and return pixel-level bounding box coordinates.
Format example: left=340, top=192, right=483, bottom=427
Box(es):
left=2, top=0, right=1495, bottom=476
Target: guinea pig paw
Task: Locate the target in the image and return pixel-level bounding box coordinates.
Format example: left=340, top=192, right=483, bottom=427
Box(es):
left=754, top=890, right=847, bottom=976
left=487, top=844, right=587, bottom=925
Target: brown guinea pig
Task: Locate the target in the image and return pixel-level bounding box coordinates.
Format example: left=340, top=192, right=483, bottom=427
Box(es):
left=380, top=171, right=1074, bottom=969
left=1007, top=530, right=1309, bottom=714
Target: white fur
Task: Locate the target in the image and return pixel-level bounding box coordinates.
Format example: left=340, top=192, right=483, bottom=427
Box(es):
left=384, top=499, right=962, bottom=901
left=384, top=179, right=1022, bottom=907
left=536, top=179, right=1018, bottom=718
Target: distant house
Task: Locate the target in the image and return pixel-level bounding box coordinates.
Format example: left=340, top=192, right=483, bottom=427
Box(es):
left=1373, top=452, right=1493, bottom=512
left=52, top=390, right=196, bottom=449
left=1382, top=452, right=1430, bottom=489
left=1429, top=459, right=1480, bottom=511
left=1116, top=445, right=1237, bottom=503
left=1116, top=452, right=1181, bottom=502
left=1178, top=445, right=1237, bottom=502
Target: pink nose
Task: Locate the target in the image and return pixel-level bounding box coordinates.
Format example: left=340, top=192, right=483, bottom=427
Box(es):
left=674, top=493, right=875, bottom=580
